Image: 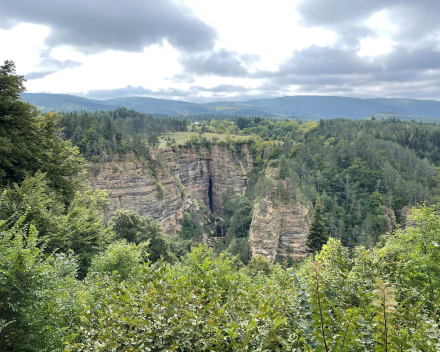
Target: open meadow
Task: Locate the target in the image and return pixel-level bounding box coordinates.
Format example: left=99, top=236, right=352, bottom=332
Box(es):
left=158, top=131, right=252, bottom=149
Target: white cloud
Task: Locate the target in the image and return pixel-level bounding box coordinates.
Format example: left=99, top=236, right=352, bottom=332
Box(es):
left=358, top=37, right=394, bottom=57
left=181, top=0, right=336, bottom=71
left=0, top=23, right=49, bottom=74
left=2, top=0, right=440, bottom=101
left=27, top=43, right=182, bottom=94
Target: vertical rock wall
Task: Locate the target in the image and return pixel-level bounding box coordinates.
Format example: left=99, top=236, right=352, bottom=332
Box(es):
left=248, top=169, right=311, bottom=263
left=89, top=144, right=252, bottom=233
left=90, top=158, right=183, bottom=232
left=90, top=145, right=311, bottom=262
left=209, top=145, right=252, bottom=213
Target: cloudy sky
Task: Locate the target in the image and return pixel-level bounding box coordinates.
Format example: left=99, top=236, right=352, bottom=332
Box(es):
left=1, top=0, right=440, bottom=102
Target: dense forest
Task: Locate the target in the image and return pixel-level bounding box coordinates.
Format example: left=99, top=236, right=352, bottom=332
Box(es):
left=238, top=116, right=440, bottom=247
left=57, top=108, right=189, bottom=160
left=3, top=60, right=440, bottom=351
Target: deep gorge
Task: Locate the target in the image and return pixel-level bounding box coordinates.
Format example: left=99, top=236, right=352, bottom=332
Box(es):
left=89, top=144, right=311, bottom=263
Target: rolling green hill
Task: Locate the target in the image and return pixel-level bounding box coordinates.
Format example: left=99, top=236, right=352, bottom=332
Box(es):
left=20, top=93, right=440, bottom=120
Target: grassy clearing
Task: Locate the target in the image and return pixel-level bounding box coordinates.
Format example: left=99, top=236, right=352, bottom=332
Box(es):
left=158, top=131, right=251, bottom=149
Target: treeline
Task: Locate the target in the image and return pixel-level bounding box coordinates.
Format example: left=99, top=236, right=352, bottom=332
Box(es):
left=57, top=108, right=189, bottom=161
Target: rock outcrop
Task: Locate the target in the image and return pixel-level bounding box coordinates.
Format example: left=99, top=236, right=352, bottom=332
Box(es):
left=90, top=157, right=183, bottom=232
left=89, top=144, right=252, bottom=233
left=209, top=145, right=252, bottom=213
left=89, top=145, right=311, bottom=262
left=249, top=199, right=310, bottom=263
left=248, top=168, right=311, bottom=263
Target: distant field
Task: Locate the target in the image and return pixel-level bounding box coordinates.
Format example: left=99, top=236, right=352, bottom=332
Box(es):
left=158, top=132, right=251, bottom=149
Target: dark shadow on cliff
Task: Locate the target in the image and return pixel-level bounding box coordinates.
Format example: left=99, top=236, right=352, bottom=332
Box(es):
left=208, top=177, right=213, bottom=213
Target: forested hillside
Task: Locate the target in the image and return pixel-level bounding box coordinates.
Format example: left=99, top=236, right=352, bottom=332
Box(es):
left=3, top=60, right=440, bottom=351
left=57, top=108, right=189, bottom=160
left=238, top=117, right=440, bottom=247
left=21, top=92, right=440, bottom=120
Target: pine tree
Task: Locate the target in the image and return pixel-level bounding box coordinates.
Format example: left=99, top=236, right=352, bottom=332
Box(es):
left=279, top=154, right=289, bottom=179
left=306, top=200, right=329, bottom=253
left=0, top=60, right=84, bottom=202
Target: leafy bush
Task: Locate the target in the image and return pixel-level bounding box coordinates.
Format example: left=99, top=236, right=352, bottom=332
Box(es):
left=155, top=180, right=164, bottom=199
left=89, top=240, right=148, bottom=281
left=110, top=210, right=176, bottom=263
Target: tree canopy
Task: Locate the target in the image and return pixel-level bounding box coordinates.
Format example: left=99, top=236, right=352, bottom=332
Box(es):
left=0, top=60, right=84, bottom=202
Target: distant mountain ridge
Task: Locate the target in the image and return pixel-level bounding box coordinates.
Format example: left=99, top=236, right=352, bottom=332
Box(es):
left=20, top=93, right=440, bottom=120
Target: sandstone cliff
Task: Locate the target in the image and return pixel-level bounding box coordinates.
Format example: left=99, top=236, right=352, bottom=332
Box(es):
left=89, top=144, right=252, bottom=233
left=90, top=157, right=183, bottom=232
left=90, top=145, right=312, bottom=262
left=248, top=168, right=311, bottom=263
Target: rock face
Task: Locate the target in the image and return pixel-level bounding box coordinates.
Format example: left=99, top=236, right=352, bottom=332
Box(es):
left=249, top=199, right=310, bottom=263
left=89, top=144, right=252, bottom=233
left=89, top=145, right=311, bottom=262
left=209, top=145, right=253, bottom=213
left=248, top=170, right=311, bottom=263
left=90, top=158, right=183, bottom=233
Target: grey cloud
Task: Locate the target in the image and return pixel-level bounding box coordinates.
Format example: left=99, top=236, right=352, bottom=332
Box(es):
left=385, top=46, right=440, bottom=72
left=250, top=42, right=440, bottom=100
left=296, top=85, right=355, bottom=94
left=296, top=0, right=397, bottom=27
left=239, top=53, right=261, bottom=64
left=169, top=74, right=196, bottom=84
left=253, top=44, right=440, bottom=84
left=37, top=49, right=83, bottom=71
left=25, top=49, right=83, bottom=80
left=25, top=71, right=56, bottom=80
left=10, top=0, right=440, bottom=102
left=82, top=41, right=440, bottom=102
left=0, top=0, right=217, bottom=53
left=275, top=46, right=381, bottom=76
left=83, top=86, right=168, bottom=100
left=80, top=84, right=252, bottom=102
left=194, top=84, right=250, bottom=93
left=296, top=0, right=440, bottom=46
left=178, top=49, right=250, bottom=77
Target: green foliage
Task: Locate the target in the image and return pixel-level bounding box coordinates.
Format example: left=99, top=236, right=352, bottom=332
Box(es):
left=0, top=218, right=78, bottom=352
left=279, top=154, right=289, bottom=179
left=229, top=196, right=253, bottom=238
left=307, top=200, right=329, bottom=253
left=6, top=60, right=440, bottom=351
left=147, top=132, right=159, bottom=149
left=89, top=240, right=148, bottom=282
left=58, top=107, right=188, bottom=162
left=372, top=279, right=398, bottom=352
left=0, top=61, right=85, bottom=202
left=68, top=245, right=299, bottom=351
left=245, top=255, right=272, bottom=277
left=384, top=204, right=440, bottom=305
left=110, top=210, right=176, bottom=263
left=245, top=117, right=440, bottom=247
left=180, top=211, right=196, bottom=240
left=0, top=173, right=109, bottom=278
left=4, top=206, right=440, bottom=351
left=155, top=180, right=164, bottom=199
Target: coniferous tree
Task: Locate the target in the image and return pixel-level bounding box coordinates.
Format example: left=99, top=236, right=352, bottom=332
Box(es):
left=279, top=154, right=289, bottom=179
left=306, top=200, right=329, bottom=253
left=0, top=60, right=84, bottom=202
left=147, top=133, right=159, bottom=149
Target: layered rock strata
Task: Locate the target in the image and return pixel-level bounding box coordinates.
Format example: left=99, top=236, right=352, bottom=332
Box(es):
left=90, top=158, right=183, bottom=232
left=248, top=170, right=311, bottom=263
left=90, top=144, right=252, bottom=233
